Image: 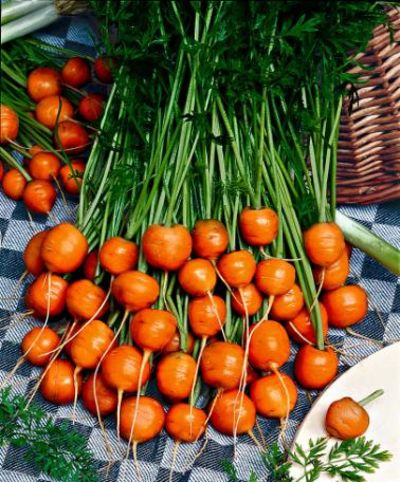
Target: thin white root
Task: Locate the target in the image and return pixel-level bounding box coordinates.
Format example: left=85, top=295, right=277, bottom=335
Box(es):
left=189, top=336, right=207, bottom=436
left=182, top=430, right=209, bottom=473
left=125, top=350, right=151, bottom=459
left=53, top=175, right=74, bottom=219
left=255, top=418, right=266, bottom=449
left=72, top=366, right=81, bottom=424
left=0, top=311, right=34, bottom=333
left=25, top=319, right=73, bottom=406
left=161, top=271, right=169, bottom=311
left=7, top=139, right=30, bottom=152
left=233, top=288, right=251, bottom=452
left=26, top=210, right=36, bottom=232
left=259, top=295, right=275, bottom=323
left=259, top=247, right=301, bottom=262
left=92, top=310, right=128, bottom=441
left=345, top=327, right=384, bottom=347
left=11, top=270, right=28, bottom=296
left=287, top=321, right=313, bottom=345
left=247, top=429, right=264, bottom=452
left=212, top=261, right=239, bottom=303
left=308, top=269, right=325, bottom=314
left=206, top=290, right=226, bottom=341
left=169, top=440, right=180, bottom=482
left=271, top=366, right=290, bottom=447
left=349, top=270, right=386, bottom=330
left=47, top=210, right=60, bottom=226
left=132, top=442, right=143, bottom=482
left=116, top=389, right=123, bottom=441
left=25, top=343, right=63, bottom=407
left=0, top=357, right=25, bottom=389
left=332, top=347, right=365, bottom=360
left=201, top=389, right=221, bottom=433
left=193, top=430, right=209, bottom=464
left=92, top=376, right=114, bottom=465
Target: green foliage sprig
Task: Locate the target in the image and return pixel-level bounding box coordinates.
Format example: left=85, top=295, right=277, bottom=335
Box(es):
left=223, top=437, right=392, bottom=482
left=0, top=387, right=98, bottom=482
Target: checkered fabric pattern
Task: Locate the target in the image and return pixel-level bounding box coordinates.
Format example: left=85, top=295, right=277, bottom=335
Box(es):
left=1, top=15, right=400, bottom=482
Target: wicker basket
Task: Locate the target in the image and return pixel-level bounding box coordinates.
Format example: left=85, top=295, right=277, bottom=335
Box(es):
left=337, top=7, right=400, bottom=204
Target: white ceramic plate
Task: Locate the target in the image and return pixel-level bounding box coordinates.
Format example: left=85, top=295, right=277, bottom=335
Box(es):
left=291, top=342, right=400, bottom=481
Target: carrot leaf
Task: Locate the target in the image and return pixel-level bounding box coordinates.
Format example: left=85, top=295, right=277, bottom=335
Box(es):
left=0, top=387, right=98, bottom=482
left=223, top=437, right=392, bottom=481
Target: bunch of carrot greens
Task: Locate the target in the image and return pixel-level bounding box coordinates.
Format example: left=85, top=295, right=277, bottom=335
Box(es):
left=1, top=1, right=399, bottom=481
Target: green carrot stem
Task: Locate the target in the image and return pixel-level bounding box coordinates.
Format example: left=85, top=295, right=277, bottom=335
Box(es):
left=272, top=162, right=324, bottom=349
left=275, top=97, right=314, bottom=198
left=1, top=58, right=25, bottom=86
left=358, top=389, right=384, bottom=407
left=319, top=97, right=342, bottom=222
left=165, top=80, right=198, bottom=225
left=0, top=148, right=31, bottom=181
left=216, top=97, right=257, bottom=207
left=302, top=87, right=321, bottom=208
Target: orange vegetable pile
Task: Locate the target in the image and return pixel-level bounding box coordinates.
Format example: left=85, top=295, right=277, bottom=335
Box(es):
left=11, top=207, right=371, bottom=454
left=0, top=55, right=113, bottom=213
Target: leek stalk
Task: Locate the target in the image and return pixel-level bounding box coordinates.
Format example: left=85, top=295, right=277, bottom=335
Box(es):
left=336, top=210, right=400, bottom=276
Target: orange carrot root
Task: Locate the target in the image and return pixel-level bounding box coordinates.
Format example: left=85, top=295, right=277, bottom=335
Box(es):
left=43, top=281, right=112, bottom=357
left=9, top=274, right=53, bottom=389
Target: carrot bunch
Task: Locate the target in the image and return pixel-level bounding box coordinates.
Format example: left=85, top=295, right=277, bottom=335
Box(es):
left=10, top=201, right=371, bottom=466
left=3, top=5, right=399, bottom=480
left=1, top=40, right=114, bottom=217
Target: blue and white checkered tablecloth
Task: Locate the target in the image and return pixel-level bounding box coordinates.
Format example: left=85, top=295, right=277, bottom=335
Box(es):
left=0, top=14, right=399, bottom=482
